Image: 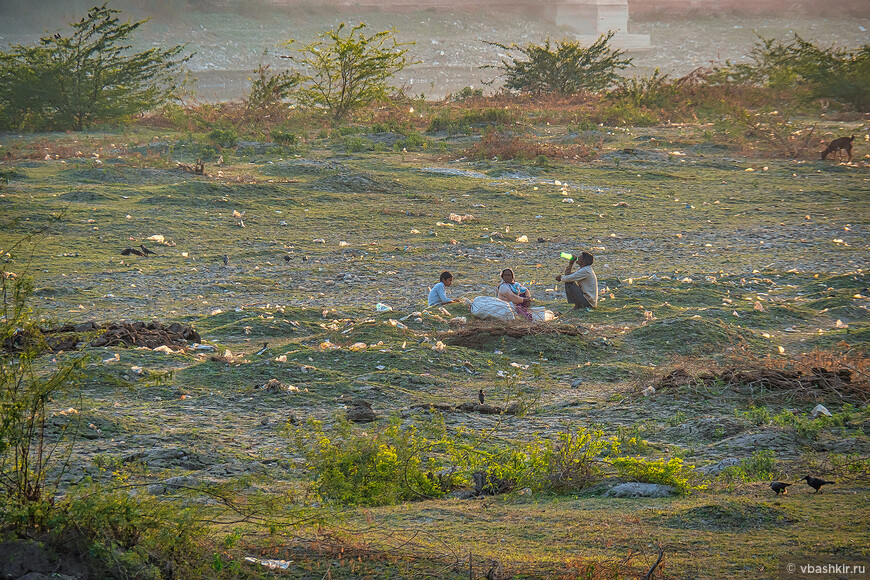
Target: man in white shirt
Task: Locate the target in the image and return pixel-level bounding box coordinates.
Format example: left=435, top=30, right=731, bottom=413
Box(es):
left=556, top=251, right=598, bottom=309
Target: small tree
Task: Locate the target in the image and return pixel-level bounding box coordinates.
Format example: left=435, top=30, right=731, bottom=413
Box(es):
left=709, top=35, right=870, bottom=112
left=487, top=32, right=632, bottom=94
left=287, top=23, right=414, bottom=124
left=1, top=255, right=85, bottom=512
left=0, top=3, right=189, bottom=130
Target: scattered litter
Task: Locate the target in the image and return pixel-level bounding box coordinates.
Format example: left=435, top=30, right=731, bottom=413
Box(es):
left=153, top=345, right=175, bottom=354
left=339, top=241, right=348, bottom=246
left=562, top=198, right=575, bottom=203
left=778, top=346, right=786, bottom=354
left=449, top=317, right=467, bottom=325
left=811, top=404, right=832, bottom=418
left=376, top=302, right=393, bottom=312
left=438, top=307, right=451, bottom=316
left=642, top=386, right=656, bottom=396
left=375, top=365, right=386, bottom=370
left=349, top=342, right=367, bottom=351
left=102, top=353, right=120, bottom=363
left=275, top=355, right=287, bottom=362
left=516, top=235, right=529, bottom=243
left=243, top=557, right=292, bottom=570
left=448, top=213, right=475, bottom=223
left=388, top=319, right=408, bottom=330
left=146, top=234, right=165, bottom=244
left=836, top=319, right=848, bottom=329
left=432, top=341, right=446, bottom=352
left=313, top=238, right=326, bottom=244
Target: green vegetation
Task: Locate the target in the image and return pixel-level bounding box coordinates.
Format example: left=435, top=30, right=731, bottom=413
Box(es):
left=287, top=22, right=414, bottom=123
left=0, top=7, right=867, bottom=578
left=711, top=34, right=870, bottom=111
left=0, top=3, right=188, bottom=130
left=488, top=32, right=632, bottom=94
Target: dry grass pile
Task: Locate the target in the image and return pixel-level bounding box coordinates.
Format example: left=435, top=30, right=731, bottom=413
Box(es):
left=446, top=319, right=585, bottom=347
left=654, top=349, right=869, bottom=403
left=464, top=130, right=596, bottom=161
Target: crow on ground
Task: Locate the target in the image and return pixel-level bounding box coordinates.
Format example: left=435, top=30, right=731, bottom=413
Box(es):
left=139, top=245, right=156, bottom=255
left=121, top=248, right=144, bottom=256
left=770, top=481, right=792, bottom=495
left=478, top=389, right=485, bottom=405
left=803, top=476, right=835, bottom=493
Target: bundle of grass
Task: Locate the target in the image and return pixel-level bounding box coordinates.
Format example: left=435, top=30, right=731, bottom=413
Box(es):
left=652, top=348, right=868, bottom=403
left=446, top=319, right=585, bottom=347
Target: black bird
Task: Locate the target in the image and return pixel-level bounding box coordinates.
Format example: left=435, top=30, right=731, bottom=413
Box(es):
left=255, top=342, right=268, bottom=356
left=803, top=475, right=835, bottom=493
left=770, top=481, right=792, bottom=495
left=284, top=255, right=291, bottom=263
left=478, top=389, right=485, bottom=405
left=139, top=245, right=156, bottom=256
left=222, top=254, right=229, bottom=266
left=121, top=247, right=144, bottom=256
left=302, top=255, right=309, bottom=262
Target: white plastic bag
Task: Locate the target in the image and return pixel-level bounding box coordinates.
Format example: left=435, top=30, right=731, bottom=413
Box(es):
left=470, top=296, right=516, bottom=321
left=530, top=307, right=555, bottom=322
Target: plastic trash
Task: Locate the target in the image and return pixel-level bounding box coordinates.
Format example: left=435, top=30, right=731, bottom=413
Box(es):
left=376, top=303, right=393, bottom=312
left=243, top=557, right=292, bottom=570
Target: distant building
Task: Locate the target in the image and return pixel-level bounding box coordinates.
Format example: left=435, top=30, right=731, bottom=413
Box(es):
left=264, top=0, right=650, bottom=48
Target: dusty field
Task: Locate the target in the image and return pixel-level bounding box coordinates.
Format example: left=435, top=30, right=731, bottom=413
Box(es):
left=1, top=106, right=868, bottom=577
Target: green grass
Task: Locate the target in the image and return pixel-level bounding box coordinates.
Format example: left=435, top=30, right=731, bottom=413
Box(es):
left=1, top=115, right=868, bottom=579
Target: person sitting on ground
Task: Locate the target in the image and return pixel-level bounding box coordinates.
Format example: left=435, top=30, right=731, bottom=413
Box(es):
left=556, top=251, right=598, bottom=310
left=428, top=271, right=459, bottom=306
left=497, top=268, right=533, bottom=320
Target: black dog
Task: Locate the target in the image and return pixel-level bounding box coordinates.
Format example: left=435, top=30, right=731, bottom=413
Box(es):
left=821, top=135, right=854, bottom=162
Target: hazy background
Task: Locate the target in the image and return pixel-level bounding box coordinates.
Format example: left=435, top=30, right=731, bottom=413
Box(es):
left=1, top=0, right=867, bottom=100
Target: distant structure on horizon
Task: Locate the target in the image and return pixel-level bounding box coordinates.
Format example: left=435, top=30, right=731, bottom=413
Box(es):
left=266, top=0, right=651, bottom=49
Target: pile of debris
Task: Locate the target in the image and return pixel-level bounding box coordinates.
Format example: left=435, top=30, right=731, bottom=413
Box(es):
left=90, top=321, right=201, bottom=349
left=654, top=364, right=867, bottom=403
left=447, top=320, right=585, bottom=348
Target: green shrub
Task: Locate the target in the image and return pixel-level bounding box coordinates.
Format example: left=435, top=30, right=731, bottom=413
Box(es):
left=709, top=35, right=870, bottom=111
left=207, top=126, right=239, bottom=148
left=611, top=457, right=702, bottom=494
left=740, top=405, right=771, bottom=426
left=722, top=450, right=777, bottom=482
left=487, top=32, right=632, bottom=94
left=344, top=135, right=374, bottom=153
left=449, top=86, right=483, bottom=101
left=427, top=107, right=514, bottom=134
left=270, top=127, right=297, bottom=146
left=294, top=416, right=446, bottom=506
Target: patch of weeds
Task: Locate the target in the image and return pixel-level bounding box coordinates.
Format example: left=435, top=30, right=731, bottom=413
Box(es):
left=612, top=424, right=651, bottom=455
left=292, top=415, right=448, bottom=506
left=721, top=450, right=779, bottom=481
left=610, top=456, right=703, bottom=494
left=667, top=410, right=687, bottom=427
left=740, top=404, right=772, bottom=426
